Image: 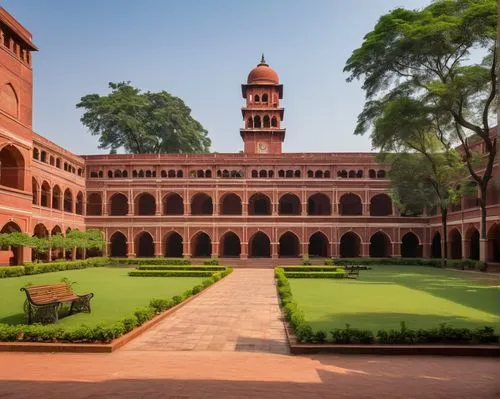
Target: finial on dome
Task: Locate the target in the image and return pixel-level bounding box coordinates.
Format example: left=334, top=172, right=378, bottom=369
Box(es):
left=260, top=53, right=266, bottom=64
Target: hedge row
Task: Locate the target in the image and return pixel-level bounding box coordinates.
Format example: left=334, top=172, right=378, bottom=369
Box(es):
left=129, top=270, right=217, bottom=277
left=0, top=268, right=233, bottom=343
left=280, top=266, right=345, bottom=272
left=0, top=258, right=109, bottom=279
left=284, top=271, right=347, bottom=279
left=108, top=257, right=190, bottom=265
left=136, top=265, right=226, bottom=271
left=274, top=268, right=498, bottom=344
left=324, top=257, right=487, bottom=271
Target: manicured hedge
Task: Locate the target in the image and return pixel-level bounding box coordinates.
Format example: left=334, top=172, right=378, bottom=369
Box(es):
left=109, top=257, right=190, bottom=265
left=202, top=258, right=220, bottom=265
left=0, top=268, right=233, bottom=343
left=0, top=266, right=24, bottom=278
left=284, top=271, right=347, bottom=279
left=136, top=265, right=226, bottom=271
left=274, top=268, right=498, bottom=344
left=324, top=257, right=487, bottom=271
left=280, top=266, right=345, bottom=272
left=129, top=270, right=216, bottom=277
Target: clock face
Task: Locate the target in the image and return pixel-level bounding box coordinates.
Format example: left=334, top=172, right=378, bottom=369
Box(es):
left=257, top=142, right=268, bottom=153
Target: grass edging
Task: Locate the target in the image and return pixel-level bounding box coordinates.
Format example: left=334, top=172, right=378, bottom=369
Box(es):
left=275, top=267, right=500, bottom=355
left=0, top=268, right=233, bottom=351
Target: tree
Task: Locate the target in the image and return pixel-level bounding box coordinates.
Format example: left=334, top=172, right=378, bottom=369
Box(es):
left=384, top=151, right=467, bottom=264
left=77, top=82, right=211, bottom=154
left=344, top=0, right=497, bottom=260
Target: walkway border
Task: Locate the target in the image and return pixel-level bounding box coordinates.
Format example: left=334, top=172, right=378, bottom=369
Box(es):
left=0, top=274, right=229, bottom=353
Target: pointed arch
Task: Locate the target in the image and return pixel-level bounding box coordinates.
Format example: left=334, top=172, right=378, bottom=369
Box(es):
left=220, top=193, right=242, bottom=215
left=339, top=193, right=362, bottom=215
left=465, top=227, right=480, bottom=260
left=278, top=193, right=301, bottom=215
left=52, top=185, right=61, bottom=210
left=164, top=231, right=183, bottom=258
left=249, top=231, right=271, bottom=258
left=110, top=231, right=128, bottom=257
left=191, top=231, right=212, bottom=257
left=449, top=229, right=462, bottom=260
left=401, top=232, right=421, bottom=258
left=191, top=193, right=213, bottom=215
left=136, top=193, right=156, bottom=215
left=31, top=177, right=39, bottom=205
left=0, top=83, right=19, bottom=118
left=308, top=231, right=329, bottom=257
left=0, top=221, right=23, bottom=265
left=369, top=231, right=391, bottom=257
left=370, top=194, right=392, bottom=216
left=340, top=232, right=361, bottom=257
left=75, top=191, right=84, bottom=215
left=63, top=188, right=73, bottom=212
left=307, top=193, right=331, bottom=215
left=487, top=224, right=500, bottom=262
left=248, top=193, right=271, bottom=215
left=219, top=231, right=241, bottom=257
left=431, top=231, right=442, bottom=258
left=135, top=231, right=154, bottom=257
left=87, top=193, right=102, bottom=216
left=0, top=144, right=25, bottom=190
left=110, top=193, right=129, bottom=216
left=279, top=231, right=300, bottom=257
left=163, top=193, right=184, bottom=215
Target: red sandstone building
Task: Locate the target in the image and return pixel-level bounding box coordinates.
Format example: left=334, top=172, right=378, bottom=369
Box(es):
left=0, top=8, right=499, bottom=266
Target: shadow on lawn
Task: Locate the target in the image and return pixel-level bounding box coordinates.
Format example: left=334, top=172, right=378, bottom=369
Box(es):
left=0, top=313, right=24, bottom=325
left=361, top=267, right=500, bottom=317
left=307, top=312, right=500, bottom=333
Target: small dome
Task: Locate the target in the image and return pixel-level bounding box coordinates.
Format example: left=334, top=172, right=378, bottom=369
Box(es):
left=247, top=55, right=279, bottom=84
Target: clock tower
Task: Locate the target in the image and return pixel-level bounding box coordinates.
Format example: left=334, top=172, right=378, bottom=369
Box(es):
left=240, top=55, right=285, bottom=154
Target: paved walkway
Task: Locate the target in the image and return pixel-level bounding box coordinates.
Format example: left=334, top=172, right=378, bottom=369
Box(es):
left=0, top=352, right=498, bottom=398
left=123, top=269, right=289, bottom=354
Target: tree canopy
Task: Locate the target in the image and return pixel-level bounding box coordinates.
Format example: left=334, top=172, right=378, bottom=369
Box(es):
left=344, top=0, right=497, bottom=254
left=77, top=82, right=211, bottom=154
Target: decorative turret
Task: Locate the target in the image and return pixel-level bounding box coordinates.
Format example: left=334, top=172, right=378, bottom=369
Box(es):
left=240, top=55, right=285, bottom=154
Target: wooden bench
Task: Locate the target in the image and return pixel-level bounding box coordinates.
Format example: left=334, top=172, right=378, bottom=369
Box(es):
left=20, top=283, right=94, bottom=324
left=345, top=265, right=360, bottom=279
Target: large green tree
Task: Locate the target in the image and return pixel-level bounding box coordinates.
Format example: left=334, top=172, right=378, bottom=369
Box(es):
left=77, top=82, right=211, bottom=154
left=344, top=0, right=497, bottom=260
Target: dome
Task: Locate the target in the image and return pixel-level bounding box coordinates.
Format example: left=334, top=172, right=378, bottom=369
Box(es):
left=247, top=55, right=279, bottom=84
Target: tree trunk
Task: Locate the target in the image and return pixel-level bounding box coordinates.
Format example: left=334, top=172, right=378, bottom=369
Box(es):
left=441, top=207, right=448, bottom=268
left=479, top=183, right=488, bottom=261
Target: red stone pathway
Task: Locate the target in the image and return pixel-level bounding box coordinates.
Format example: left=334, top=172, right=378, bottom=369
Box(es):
left=123, top=268, right=288, bottom=354
left=0, top=351, right=498, bottom=398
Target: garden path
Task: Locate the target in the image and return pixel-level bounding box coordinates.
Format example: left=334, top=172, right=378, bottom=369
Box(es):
left=122, top=268, right=289, bottom=353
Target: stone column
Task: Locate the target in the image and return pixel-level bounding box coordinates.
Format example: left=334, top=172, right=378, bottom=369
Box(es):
left=300, top=241, right=308, bottom=257
left=242, top=202, right=248, bottom=216
left=127, top=239, right=136, bottom=258
left=392, top=242, right=401, bottom=257
left=479, top=239, right=487, bottom=262
left=212, top=241, right=219, bottom=258
left=361, top=242, right=369, bottom=257
left=240, top=242, right=248, bottom=259
left=154, top=240, right=162, bottom=257
left=301, top=202, right=307, bottom=216
left=183, top=240, right=190, bottom=258
left=271, top=241, right=278, bottom=259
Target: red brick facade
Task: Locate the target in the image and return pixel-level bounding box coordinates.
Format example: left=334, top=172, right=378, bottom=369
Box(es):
left=0, top=8, right=499, bottom=266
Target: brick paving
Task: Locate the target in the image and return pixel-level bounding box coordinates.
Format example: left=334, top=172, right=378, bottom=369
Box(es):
left=0, top=352, right=498, bottom=398
left=123, top=268, right=289, bottom=354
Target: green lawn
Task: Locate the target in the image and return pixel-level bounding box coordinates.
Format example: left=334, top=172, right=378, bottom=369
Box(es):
left=289, top=266, right=500, bottom=333
left=0, top=267, right=203, bottom=327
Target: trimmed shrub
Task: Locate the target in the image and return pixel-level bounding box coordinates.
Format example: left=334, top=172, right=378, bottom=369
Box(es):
left=128, top=270, right=215, bottom=277
left=301, top=255, right=312, bottom=265
left=136, top=265, right=226, bottom=271
left=134, top=307, right=155, bottom=325
left=202, top=257, right=220, bottom=265
left=280, top=266, right=345, bottom=272
left=284, top=271, right=347, bottom=279
left=109, top=257, right=190, bottom=266
left=0, top=266, right=24, bottom=278
left=149, top=298, right=173, bottom=313
left=330, top=325, right=375, bottom=344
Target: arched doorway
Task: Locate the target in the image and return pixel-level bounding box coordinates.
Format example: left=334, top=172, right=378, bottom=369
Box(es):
left=339, top=232, right=361, bottom=257
left=248, top=193, right=271, bottom=215
left=219, top=232, right=241, bottom=257
left=136, top=232, right=154, bottom=257
left=308, top=232, right=329, bottom=257
left=164, top=232, right=183, bottom=257
left=52, top=185, right=61, bottom=210
left=431, top=232, right=442, bottom=258
left=401, top=232, right=421, bottom=258
left=191, top=193, right=213, bottom=215
left=449, top=229, right=462, bottom=259
left=110, top=193, right=129, bottom=216
left=278, top=194, right=301, bottom=215
left=136, top=193, right=156, bottom=215
left=0, top=144, right=24, bottom=190
left=307, top=193, right=331, bottom=215
left=220, top=193, right=242, bottom=215
left=487, top=224, right=500, bottom=262
left=339, top=193, right=362, bottom=215
left=466, top=228, right=480, bottom=260
left=191, top=232, right=212, bottom=257
left=63, top=189, right=73, bottom=212
left=32, top=178, right=39, bottom=205
left=75, top=192, right=84, bottom=215
left=41, top=181, right=50, bottom=207
left=249, top=232, right=271, bottom=258
left=370, top=194, right=392, bottom=216
left=163, top=193, right=184, bottom=215
left=279, top=232, right=300, bottom=257
left=369, top=232, right=391, bottom=257
left=0, top=221, right=23, bottom=265
left=110, top=231, right=127, bottom=257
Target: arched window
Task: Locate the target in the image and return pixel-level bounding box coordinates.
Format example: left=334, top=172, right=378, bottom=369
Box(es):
left=122, top=170, right=128, bottom=178
left=307, top=170, right=314, bottom=178
left=56, top=158, right=61, bottom=168
left=205, top=170, right=212, bottom=178
left=348, top=170, right=356, bottom=178
left=133, top=170, right=138, bottom=178
left=278, top=170, right=285, bottom=178
left=110, top=193, right=129, bottom=216
left=294, top=170, right=301, bottom=178
left=138, top=170, right=144, bottom=178
left=285, top=170, right=293, bottom=178
left=40, top=151, right=47, bottom=163
left=369, top=169, right=376, bottom=178
left=98, top=171, right=103, bottom=178
left=1, top=221, right=23, bottom=265
left=357, top=170, right=363, bottom=178
left=114, top=170, right=122, bottom=178
left=254, top=94, right=260, bottom=103
left=87, top=193, right=102, bottom=215
left=0, top=144, right=25, bottom=190
left=107, top=170, right=113, bottom=178
left=75, top=192, right=83, bottom=215
left=370, top=194, right=392, bottom=216
left=315, top=170, right=323, bottom=178
left=63, top=189, right=73, bottom=212
left=136, top=193, right=156, bottom=215
left=324, top=171, right=330, bottom=178
left=163, top=193, right=184, bottom=215
left=263, top=115, right=270, bottom=128
left=259, top=170, right=267, bottom=178
left=487, top=224, right=500, bottom=262
left=191, top=193, right=213, bottom=215
left=168, top=170, right=176, bottom=178
left=161, top=170, right=167, bottom=178
left=254, top=116, right=261, bottom=128
left=32, top=178, right=39, bottom=205
left=307, top=193, right=331, bottom=215
left=176, top=170, right=183, bottom=178
left=252, top=170, right=258, bottom=178
left=278, top=193, right=301, bottom=215
left=145, top=170, right=152, bottom=178
left=247, top=117, right=254, bottom=128
left=262, top=93, right=268, bottom=102
left=52, top=185, right=61, bottom=210
left=49, top=156, right=54, bottom=166
left=220, top=193, right=242, bottom=215
left=339, top=193, right=362, bottom=215
left=377, top=170, right=386, bottom=178
left=271, top=116, right=278, bottom=127
left=33, top=148, right=39, bottom=160
left=338, top=170, right=347, bottom=178
left=41, top=181, right=50, bottom=207
left=248, top=193, right=271, bottom=215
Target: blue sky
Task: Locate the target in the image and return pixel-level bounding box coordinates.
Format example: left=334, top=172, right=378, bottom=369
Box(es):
left=3, top=0, right=430, bottom=155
